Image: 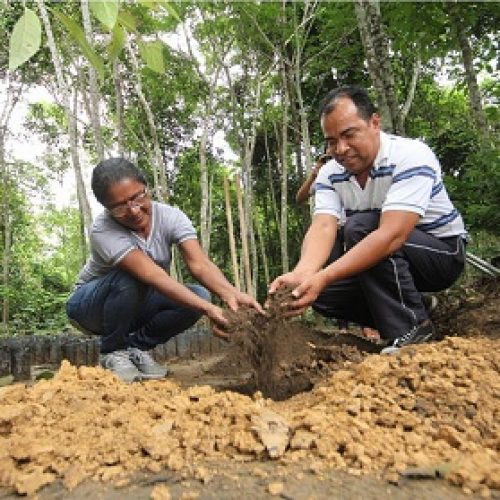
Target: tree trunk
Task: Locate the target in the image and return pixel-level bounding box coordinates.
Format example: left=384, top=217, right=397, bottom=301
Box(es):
left=447, top=4, right=489, bottom=136
left=223, top=176, right=241, bottom=291
left=0, top=80, right=21, bottom=329
left=235, top=174, right=253, bottom=296
left=354, top=0, right=402, bottom=134
left=37, top=0, right=93, bottom=237
left=125, top=40, right=167, bottom=202
left=280, top=63, right=289, bottom=273
left=113, top=60, right=126, bottom=156
left=81, top=0, right=105, bottom=160
left=0, top=135, right=10, bottom=329
left=264, top=130, right=281, bottom=234
left=399, top=54, right=421, bottom=132
left=254, top=209, right=270, bottom=291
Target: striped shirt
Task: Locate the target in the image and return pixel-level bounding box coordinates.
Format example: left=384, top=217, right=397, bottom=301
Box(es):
left=314, top=132, right=467, bottom=239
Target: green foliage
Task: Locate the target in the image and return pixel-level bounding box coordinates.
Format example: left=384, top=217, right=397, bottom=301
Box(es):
left=8, top=7, right=41, bottom=71
left=89, top=0, right=119, bottom=31
left=138, top=40, right=165, bottom=74
left=52, top=9, right=105, bottom=79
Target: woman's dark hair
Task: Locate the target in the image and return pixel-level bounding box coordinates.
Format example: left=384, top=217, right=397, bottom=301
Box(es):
left=91, top=158, right=147, bottom=205
left=320, top=86, right=377, bottom=121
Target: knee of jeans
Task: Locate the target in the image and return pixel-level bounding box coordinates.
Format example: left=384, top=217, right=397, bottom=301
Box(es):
left=187, top=284, right=211, bottom=302
left=110, top=270, right=147, bottom=299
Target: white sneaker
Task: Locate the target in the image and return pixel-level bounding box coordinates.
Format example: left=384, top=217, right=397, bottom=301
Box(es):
left=100, top=350, right=142, bottom=383
left=128, top=347, right=168, bottom=379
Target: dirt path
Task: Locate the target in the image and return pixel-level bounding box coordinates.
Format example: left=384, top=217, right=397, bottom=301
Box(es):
left=21, top=460, right=472, bottom=500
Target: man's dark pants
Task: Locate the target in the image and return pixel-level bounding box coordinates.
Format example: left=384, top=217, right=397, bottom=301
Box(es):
left=312, top=212, right=466, bottom=340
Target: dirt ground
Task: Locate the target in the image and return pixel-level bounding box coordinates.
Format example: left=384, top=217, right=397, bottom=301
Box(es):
left=0, top=283, right=498, bottom=499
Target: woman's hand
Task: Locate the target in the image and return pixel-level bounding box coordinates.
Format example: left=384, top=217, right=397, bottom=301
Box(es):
left=205, top=303, right=231, bottom=340
left=222, top=290, right=265, bottom=315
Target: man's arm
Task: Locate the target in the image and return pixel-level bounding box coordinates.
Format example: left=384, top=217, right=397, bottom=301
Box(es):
left=269, top=214, right=337, bottom=293
left=289, top=210, right=419, bottom=313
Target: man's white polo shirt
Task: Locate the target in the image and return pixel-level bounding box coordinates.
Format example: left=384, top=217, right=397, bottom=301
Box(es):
left=314, top=132, right=467, bottom=239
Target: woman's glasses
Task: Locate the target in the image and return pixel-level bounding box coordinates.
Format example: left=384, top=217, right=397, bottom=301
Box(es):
left=108, top=189, right=148, bottom=217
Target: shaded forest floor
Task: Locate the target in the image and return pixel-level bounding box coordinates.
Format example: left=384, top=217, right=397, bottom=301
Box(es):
left=0, top=281, right=498, bottom=499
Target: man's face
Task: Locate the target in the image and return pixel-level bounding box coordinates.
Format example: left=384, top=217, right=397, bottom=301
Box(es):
left=321, top=97, right=381, bottom=176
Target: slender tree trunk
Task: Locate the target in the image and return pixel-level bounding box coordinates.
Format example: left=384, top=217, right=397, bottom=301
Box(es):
left=399, top=54, right=421, bottom=132
left=125, top=40, right=167, bottom=202
left=235, top=174, right=252, bottom=296
left=81, top=0, right=105, bottom=160
left=113, top=60, right=125, bottom=156
left=0, top=135, right=10, bottom=330
left=354, top=0, right=402, bottom=134
left=264, top=130, right=281, bottom=234
left=280, top=64, right=289, bottom=273
left=223, top=176, right=241, bottom=291
left=254, top=210, right=270, bottom=291
left=447, top=4, right=489, bottom=136
left=0, top=80, right=21, bottom=329
left=37, top=0, right=93, bottom=237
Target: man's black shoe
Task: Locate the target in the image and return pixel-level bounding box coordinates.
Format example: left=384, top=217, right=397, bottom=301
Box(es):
left=381, top=320, right=435, bottom=355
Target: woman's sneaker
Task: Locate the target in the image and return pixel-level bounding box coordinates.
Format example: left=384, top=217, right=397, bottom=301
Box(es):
left=128, top=347, right=168, bottom=379
left=381, top=321, right=435, bottom=355
left=100, top=350, right=142, bottom=383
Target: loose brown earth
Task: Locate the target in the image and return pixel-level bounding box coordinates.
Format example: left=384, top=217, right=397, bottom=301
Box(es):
left=0, top=284, right=499, bottom=499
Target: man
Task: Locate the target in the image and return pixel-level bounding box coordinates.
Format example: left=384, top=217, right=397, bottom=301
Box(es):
left=270, top=86, right=467, bottom=353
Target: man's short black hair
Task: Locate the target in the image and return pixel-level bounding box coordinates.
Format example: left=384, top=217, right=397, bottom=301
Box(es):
left=320, top=86, right=377, bottom=121
left=91, top=157, right=147, bottom=205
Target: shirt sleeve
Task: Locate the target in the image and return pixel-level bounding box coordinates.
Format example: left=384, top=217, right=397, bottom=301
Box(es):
left=169, top=207, right=198, bottom=244
left=382, top=142, right=439, bottom=216
left=90, top=221, right=136, bottom=266
left=313, top=162, right=343, bottom=220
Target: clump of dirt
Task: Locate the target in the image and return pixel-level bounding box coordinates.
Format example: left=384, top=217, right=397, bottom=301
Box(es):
left=223, top=286, right=373, bottom=400
left=0, top=336, right=498, bottom=497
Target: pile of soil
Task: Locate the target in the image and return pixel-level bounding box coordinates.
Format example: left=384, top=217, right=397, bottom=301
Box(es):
left=0, top=335, right=498, bottom=496
left=1, top=288, right=498, bottom=497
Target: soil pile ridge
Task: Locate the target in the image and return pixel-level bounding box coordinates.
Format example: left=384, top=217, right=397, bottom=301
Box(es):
left=0, top=336, right=498, bottom=496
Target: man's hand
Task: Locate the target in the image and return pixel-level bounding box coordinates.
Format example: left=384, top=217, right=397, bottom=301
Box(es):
left=268, top=269, right=314, bottom=296
left=284, top=270, right=330, bottom=317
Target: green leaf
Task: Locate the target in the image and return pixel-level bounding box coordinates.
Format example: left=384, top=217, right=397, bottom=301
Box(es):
left=138, top=0, right=159, bottom=9
left=117, top=11, right=138, bottom=33
left=8, top=8, right=42, bottom=71
left=89, top=0, right=119, bottom=31
left=108, top=24, right=126, bottom=61
left=138, top=40, right=165, bottom=74
left=157, top=1, right=181, bottom=21
left=53, top=10, right=105, bottom=79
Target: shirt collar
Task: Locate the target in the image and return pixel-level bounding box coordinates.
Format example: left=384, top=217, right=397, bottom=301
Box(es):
left=372, top=131, right=390, bottom=170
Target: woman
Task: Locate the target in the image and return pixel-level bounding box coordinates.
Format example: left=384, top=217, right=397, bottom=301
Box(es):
left=67, top=158, right=262, bottom=382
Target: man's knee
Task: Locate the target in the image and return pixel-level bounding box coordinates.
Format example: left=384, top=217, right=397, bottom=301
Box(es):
left=344, top=212, right=379, bottom=247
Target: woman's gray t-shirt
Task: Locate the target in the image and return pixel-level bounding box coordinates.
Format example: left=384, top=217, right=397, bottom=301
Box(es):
left=76, top=201, right=197, bottom=287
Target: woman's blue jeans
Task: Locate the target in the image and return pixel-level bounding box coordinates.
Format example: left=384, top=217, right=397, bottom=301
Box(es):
left=66, top=270, right=210, bottom=354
